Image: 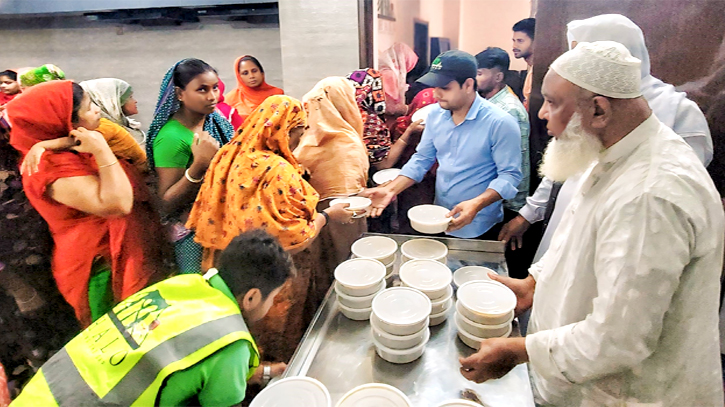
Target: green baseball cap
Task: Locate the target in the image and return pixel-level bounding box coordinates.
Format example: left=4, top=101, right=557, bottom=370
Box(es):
left=418, top=50, right=478, bottom=88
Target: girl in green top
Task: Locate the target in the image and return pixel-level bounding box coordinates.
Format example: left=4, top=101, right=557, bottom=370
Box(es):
left=147, top=59, right=235, bottom=274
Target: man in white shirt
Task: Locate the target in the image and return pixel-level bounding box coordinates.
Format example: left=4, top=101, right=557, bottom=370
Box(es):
left=499, top=14, right=714, bottom=263
left=459, top=41, right=724, bottom=407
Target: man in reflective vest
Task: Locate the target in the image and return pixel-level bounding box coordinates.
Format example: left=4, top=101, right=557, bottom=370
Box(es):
left=12, top=230, right=292, bottom=407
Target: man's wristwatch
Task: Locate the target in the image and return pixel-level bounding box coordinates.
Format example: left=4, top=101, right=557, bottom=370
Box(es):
left=321, top=210, right=330, bottom=226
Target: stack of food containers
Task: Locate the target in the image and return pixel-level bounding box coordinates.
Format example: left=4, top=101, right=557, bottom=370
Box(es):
left=334, top=258, right=387, bottom=320
left=351, top=236, right=398, bottom=282
left=398, top=259, right=454, bottom=326
left=400, top=238, right=448, bottom=264
left=370, top=287, right=432, bottom=364
left=454, top=281, right=516, bottom=349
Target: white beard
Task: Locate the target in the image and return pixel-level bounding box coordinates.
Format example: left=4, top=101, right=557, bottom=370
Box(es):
left=539, top=112, right=604, bottom=182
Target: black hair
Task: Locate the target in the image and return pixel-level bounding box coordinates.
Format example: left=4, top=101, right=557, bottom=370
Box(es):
left=476, top=47, right=510, bottom=72
left=239, top=55, right=264, bottom=74
left=216, top=230, right=294, bottom=299
left=455, top=77, right=478, bottom=91
left=513, top=18, right=536, bottom=40
left=0, top=70, right=17, bottom=81
left=173, top=58, right=218, bottom=90
left=71, top=82, right=85, bottom=123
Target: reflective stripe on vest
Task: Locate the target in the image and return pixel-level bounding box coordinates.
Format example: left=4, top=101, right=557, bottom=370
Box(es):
left=11, top=274, right=259, bottom=407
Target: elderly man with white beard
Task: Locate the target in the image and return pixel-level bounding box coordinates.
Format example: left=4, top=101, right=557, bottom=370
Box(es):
left=459, top=41, right=724, bottom=407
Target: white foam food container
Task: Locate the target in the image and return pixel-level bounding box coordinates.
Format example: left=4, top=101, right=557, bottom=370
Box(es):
left=456, top=316, right=513, bottom=350
left=371, top=287, right=432, bottom=336
left=335, top=383, right=413, bottom=407
left=456, top=280, right=516, bottom=325
left=330, top=197, right=372, bottom=218
left=453, top=266, right=496, bottom=288
left=351, top=236, right=398, bottom=265
left=399, top=259, right=452, bottom=300
left=400, top=238, right=448, bottom=263
left=407, top=205, right=451, bottom=234
left=372, top=168, right=402, bottom=185
left=371, top=315, right=429, bottom=350
left=455, top=308, right=512, bottom=338
left=338, top=302, right=372, bottom=321
left=334, top=258, right=387, bottom=296
left=431, top=295, right=453, bottom=315
left=373, top=327, right=430, bottom=364
left=335, top=280, right=385, bottom=298
left=428, top=303, right=452, bottom=326
left=250, top=376, right=331, bottom=407
left=336, top=283, right=385, bottom=309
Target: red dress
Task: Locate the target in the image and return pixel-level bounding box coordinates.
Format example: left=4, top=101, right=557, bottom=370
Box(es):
left=7, top=81, right=167, bottom=327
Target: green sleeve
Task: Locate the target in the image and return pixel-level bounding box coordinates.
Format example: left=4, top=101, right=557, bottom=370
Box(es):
left=152, top=120, right=194, bottom=168
left=157, top=340, right=252, bottom=407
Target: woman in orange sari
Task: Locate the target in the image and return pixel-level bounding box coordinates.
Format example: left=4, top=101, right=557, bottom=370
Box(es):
left=224, top=55, right=284, bottom=122
left=187, top=95, right=352, bottom=362
left=294, top=76, right=369, bottom=269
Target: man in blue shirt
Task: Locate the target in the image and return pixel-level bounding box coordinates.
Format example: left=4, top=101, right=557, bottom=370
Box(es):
left=363, top=50, right=522, bottom=239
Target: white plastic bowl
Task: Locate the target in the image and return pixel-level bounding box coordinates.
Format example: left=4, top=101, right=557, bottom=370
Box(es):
left=429, top=304, right=451, bottom=326
left=371, top=287, right=431, bottom=336
left=436, top=399, right=483, bottom=407
left=455, top=310, right=512, bottom=338
left=410, top=103, right=437, bottom=125
left=431, top=294, right=453, bottom=315
left=399, top=259, right=452, bottom=300
left=408, top=205, right=451, bottom=234
left=336, top=283, right=385, bottom=309
left=373, top=327, right=430, bottom=364
left=385, top=260, right=395, bottom=278
left=351, top=236, right=398, bottom=265
left=334, top=258, right=387, bottom=296
left=371, top=316, right=429, bottom=350
left=453, top=266, right=496, bottom=288
left=456, top=301, right=515, bottom=327
left=338, top=302, right=372, bottom=321
left=372, top=168, right=401, bottom=185
left=400, top=239, right=448, bottom=264
left=456, top=281, right=516, bottom=325
left=336, top=383, right=413, bottom=407
left=335, top=279, right=385, bottom=298
left=250, top=376, right=331, bottom=407
left=330, top=197, right=372, bottom=218
left=456, top=315, right=513, bottom=349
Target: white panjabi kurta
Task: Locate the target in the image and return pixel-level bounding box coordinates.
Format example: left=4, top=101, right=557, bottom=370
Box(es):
left=525, top=115, right=724, bottom=407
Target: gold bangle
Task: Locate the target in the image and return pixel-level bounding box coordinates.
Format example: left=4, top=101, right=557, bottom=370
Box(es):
left=398, top=138, right=408, bottom=145
left=98, top=160, right=118, bottom=169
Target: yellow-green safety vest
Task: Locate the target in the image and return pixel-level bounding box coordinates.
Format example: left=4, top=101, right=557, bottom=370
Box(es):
left=11, top=273, right=259, bottom=407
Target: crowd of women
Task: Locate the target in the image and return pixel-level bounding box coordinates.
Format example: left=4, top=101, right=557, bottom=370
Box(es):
left=0, top=43, right=432, bottom=396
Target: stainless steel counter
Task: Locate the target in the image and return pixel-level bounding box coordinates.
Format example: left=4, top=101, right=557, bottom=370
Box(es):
left=283, top=233, right=536, bottom=407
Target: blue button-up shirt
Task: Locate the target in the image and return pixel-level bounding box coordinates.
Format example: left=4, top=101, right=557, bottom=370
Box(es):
left=400, top=95, right=522, bottom=238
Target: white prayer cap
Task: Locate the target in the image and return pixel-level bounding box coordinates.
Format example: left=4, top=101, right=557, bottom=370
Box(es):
left=550, top=40, right=642, bottom=99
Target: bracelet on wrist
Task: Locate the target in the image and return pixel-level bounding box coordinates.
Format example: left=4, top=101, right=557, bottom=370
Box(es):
left=98, top=160, right=119, bottom=169
left=185, top=168, right=204, bottom=184
left=321, top=210, right=330, bottom=226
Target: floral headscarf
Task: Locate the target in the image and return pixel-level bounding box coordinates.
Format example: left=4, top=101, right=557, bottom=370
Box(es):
left=187, top=95, right=319, bottom=268
left=346, top=68, right=392, bottom=163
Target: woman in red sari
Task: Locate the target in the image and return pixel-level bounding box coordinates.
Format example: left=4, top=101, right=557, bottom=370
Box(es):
left=7, top=81, right=168, bottom=327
